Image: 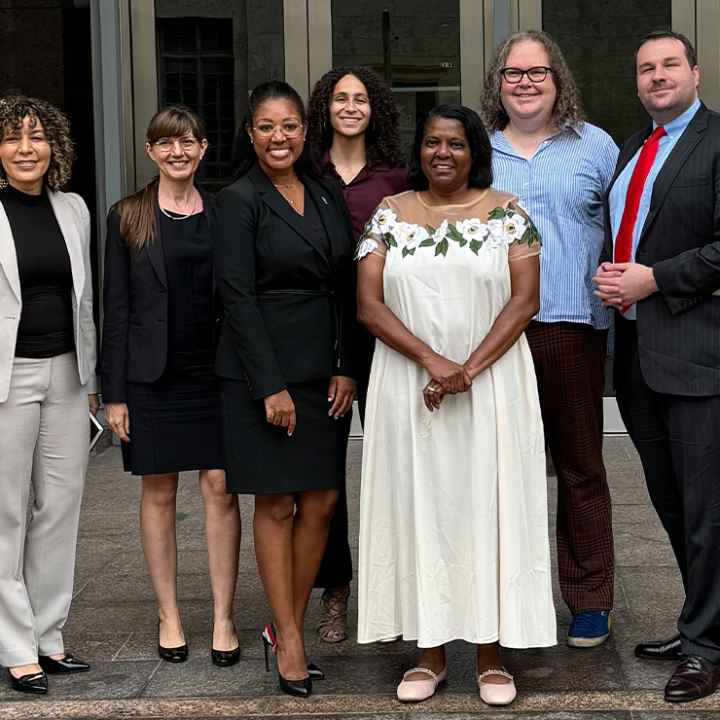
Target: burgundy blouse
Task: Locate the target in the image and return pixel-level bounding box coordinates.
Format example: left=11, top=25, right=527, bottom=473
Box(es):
left=321, top=155, right=408, bottom=240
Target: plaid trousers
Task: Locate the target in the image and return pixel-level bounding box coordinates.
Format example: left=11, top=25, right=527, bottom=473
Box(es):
left=525, top=321, right=615, bottom=613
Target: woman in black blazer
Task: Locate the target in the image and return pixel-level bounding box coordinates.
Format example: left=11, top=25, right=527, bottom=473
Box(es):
left=101, top=106, right=241, bottom=667
left=215, top=81, right=357, bottom=697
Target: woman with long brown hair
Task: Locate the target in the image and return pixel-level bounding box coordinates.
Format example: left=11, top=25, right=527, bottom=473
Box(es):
left=100, top=106, right=241, bottom=667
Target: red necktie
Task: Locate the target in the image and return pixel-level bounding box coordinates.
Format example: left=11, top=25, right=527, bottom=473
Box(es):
left=613, top=126, right=666, bottom=263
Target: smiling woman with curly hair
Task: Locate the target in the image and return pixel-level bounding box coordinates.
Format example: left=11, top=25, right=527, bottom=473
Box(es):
left=0, top=94, right=97, bottom=694
left=306, top=66, right=408, bottom=645
left=0, top=95, right=75, bottom=190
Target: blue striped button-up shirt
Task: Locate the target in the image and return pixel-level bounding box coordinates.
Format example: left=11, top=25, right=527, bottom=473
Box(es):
left=491, top=124, right=619, bottom=329
left=608, top=98, right=701, bottom=319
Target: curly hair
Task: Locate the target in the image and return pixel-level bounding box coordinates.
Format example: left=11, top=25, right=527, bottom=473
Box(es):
left=481, top=30, right=585, bottom=132
left=306, top=66, right=403, bottom=171
left=0, top=94, right=75, bottom=190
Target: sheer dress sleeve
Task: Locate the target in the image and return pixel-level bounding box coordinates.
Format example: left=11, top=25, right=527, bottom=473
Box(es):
left=355, top=200, right=393, bottom=261
left=505, top=200, right=541, bottom=262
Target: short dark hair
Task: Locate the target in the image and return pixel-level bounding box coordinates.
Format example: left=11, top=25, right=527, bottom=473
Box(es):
left=233, top=80, right=312, bottom=178
left=408, top=104, right=492, bottom=191
left=635, top=30, right=697, bottom=69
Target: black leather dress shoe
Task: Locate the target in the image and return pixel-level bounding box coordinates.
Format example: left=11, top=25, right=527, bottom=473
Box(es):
left=7, top=669, right=48, bottom=694
left=39, top=653, right=90, bottom=674
left=665, top=655, right=720, bottom=703
left=635, top=633, right=684, bottom=661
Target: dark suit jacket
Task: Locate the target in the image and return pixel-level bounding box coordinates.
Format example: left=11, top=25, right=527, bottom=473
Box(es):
left=602, top=103, right=720, bottom=396
left=214, top=163, right=357, bottom=400
left=100, top=188, right=218, bottom=403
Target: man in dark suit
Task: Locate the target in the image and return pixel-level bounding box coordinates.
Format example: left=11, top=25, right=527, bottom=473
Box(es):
left=594, top=30, right=720, bottom=703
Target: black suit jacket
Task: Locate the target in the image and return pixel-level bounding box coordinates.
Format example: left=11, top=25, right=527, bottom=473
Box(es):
left=100, top=189, right=218, bottom=403
left=602, top=103, right=720, bottom=396
left=214, top=163, right=357, bottom=400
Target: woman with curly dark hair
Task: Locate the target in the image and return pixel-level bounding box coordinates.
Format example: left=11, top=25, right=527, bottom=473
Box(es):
left=306, top=66, right=407, bottom=644
left=0, top=95, right=97, bottom=694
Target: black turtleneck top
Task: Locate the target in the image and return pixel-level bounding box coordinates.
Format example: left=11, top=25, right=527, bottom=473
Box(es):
left=0, top=185, right=75, bottom=358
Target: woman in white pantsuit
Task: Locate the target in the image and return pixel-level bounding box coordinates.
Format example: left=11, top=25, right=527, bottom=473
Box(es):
left=0, top=96, right=97, bottom=694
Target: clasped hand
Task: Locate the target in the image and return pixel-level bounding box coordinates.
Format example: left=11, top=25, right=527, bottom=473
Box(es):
left=422, top=353, right=472, bottom=412
left=592, top=261, right=658, bottom=312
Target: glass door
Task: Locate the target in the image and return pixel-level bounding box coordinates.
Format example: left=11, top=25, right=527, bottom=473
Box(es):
left=308, top=0, right=487, bottom=155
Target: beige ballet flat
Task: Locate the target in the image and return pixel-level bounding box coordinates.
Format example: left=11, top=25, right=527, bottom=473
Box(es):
left=396, top=665, right=447, bottom=703
left=477, top=667, right=517, bottom=706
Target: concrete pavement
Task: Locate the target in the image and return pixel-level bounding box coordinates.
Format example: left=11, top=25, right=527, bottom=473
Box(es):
left=0, top=436, right=714, bottom=720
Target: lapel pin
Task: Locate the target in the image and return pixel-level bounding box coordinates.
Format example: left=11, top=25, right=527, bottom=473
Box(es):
left=321, top=195, right=328, bottom=205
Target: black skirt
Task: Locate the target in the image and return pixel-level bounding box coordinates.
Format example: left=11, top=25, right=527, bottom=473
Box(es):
left=122, top=371, right=224, bottom=476
left=220, top=378, right=350, bottom=494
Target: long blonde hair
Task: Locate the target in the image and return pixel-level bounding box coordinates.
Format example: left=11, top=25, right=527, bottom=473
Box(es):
left=114, top=106, right=206, bottom=251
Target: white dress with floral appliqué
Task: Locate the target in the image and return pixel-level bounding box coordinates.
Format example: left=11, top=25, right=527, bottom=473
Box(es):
left=356, top=190, right=556, bottom=649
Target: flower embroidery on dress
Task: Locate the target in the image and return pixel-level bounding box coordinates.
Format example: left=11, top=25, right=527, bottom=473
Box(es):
left=356, top=203, right=540, bottom=260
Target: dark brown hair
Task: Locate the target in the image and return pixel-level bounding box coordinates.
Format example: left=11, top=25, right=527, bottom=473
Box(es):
left=0, top=94, right=75, bottom=190
left=114, top=105, right=206, bottom=251
left=481, top=30, right=585, bottom=132
left=635, top=30, right=697, bottom=68
left=306, top=66, right=403, bottom=171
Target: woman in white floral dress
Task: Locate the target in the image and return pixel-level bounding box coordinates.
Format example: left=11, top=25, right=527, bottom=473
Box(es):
left=356, top=105, right=556, bottom=706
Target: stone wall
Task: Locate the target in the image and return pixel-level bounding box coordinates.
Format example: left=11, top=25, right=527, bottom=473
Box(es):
left=542, top=0, right=672, bottom=145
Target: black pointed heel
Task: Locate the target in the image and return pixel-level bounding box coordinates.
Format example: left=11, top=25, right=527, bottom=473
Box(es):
left=158, top=620, right=188, bottom=663
left=278, top=672, right=312, bottom=697
left=261, top=623, right=313, bottom=697
left=262, top=623, right=276, bottom=672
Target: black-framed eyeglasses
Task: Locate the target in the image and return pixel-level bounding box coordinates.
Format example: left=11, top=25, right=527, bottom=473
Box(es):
left=500, top=66, right=552, bottom=84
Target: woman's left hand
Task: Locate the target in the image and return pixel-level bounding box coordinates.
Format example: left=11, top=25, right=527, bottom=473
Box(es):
left=327, top=376, right=356, bottom=419
left=88, top=393, right=99, bottom=416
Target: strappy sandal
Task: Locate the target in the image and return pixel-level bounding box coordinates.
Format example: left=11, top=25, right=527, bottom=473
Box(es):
left=317, top=586, right=350, bottom=643
left=477, top=667, right=517, bottom=706
left=397, top=665, right=447, bottom=702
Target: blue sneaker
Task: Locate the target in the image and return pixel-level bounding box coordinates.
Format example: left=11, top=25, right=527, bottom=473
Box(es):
left=568, top=610, right=611, bottom=647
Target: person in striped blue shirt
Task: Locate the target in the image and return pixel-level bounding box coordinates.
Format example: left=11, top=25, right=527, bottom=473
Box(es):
left=482, top=30, right=619, bottom=648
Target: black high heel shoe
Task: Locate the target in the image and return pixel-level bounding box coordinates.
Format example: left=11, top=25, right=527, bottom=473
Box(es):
left=7, top=669, right=48, bottom=695
left=262, top=623, right=313, bottom=698
left=211, top=638, right=241, bottom=667
left=158, top=620, right=188, bottom=663
left=261, top=623, right=324, bottom=678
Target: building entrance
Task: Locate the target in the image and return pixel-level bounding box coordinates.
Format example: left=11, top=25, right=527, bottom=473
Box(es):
left=121, top=0, right=716, bottom=434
